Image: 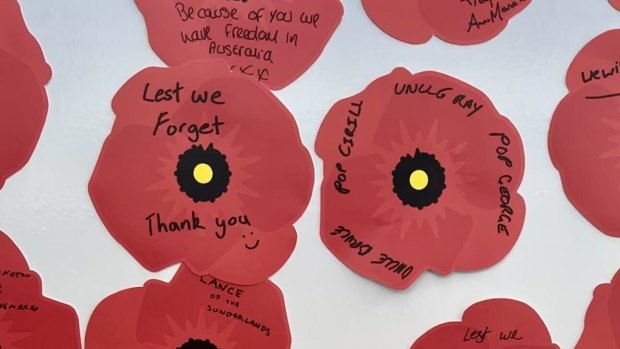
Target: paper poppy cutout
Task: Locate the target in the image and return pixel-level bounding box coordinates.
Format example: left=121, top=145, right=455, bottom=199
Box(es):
left=0, top=230, right=81, bottom=348
left=0, top=1, right=50, bottom=189
left=410, top=299, right=559, bottom=349
left=135, top=0, right=343, bottom=90
left=316, top=68, right=525, bottom=290
left=0, top=0, right=51, bottom=84
left=363, top=0, right=532, bottom=45
left=610, top=0, right=620, bottom=11
left=85, top=266, right=290, bottom=348
left=549, top=30, right=620, bottom=237
left=576, top=269, right=620, bottom=348
left=89, top=60, right=313, bottom=285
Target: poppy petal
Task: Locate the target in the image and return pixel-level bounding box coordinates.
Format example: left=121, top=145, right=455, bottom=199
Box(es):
left=566, top=30, right=620, bottom=92
left=208, top=225, right=297, bottom=285
left=410, top=299, right=558, bottom=349
left=320, top=153, right=472, bottom=290
left=575, top=270, right=620, bottom=348
left=612, top=0, right=620, bottom=10
left=134, top=0, right=343, bottom=90
left=362, top=0, right=433, bottom=44
left=549, top=84, right=620, bottom=237
left=0, top=0, right=51, bottom=84
left=85, top=287, right=148, bottom=348
left=0, top=48, right=48, bottom=189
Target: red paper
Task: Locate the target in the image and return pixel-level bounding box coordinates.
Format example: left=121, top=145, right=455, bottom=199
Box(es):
left=610, top=0, right=620, bottom=11
left=0, top=231, right=81, bottom=348
left=363, top=0, right=532, bottom=45
left=549, top=30, right=620, bottom=237
left=0, top=0, right=51, bottom=84
left=410, top=299, right=559, bottom=349
left=0, top=1, right=50, bottom=189
left=135, top=0, right=343, bottom=90
left=576, top=269, right=620, bottom=349
left=316, top=68, right=525, bottom=290
left=362, top=0, right=433, bottom=45
left=89, top=60, right=313, bottom=284
left=86, top=266, right=290, bottom=348
left=566, top=30, right=620, bottom=92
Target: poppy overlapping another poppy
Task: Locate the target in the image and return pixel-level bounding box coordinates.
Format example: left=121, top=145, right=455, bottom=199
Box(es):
left=89, top=60, right=313, bottom=285
left=0, top=230, right=81, bottom=349
left=134, top=0, right=343, bottom=90
left=362, top=0, right=532, bottom=45
left=575, top=269, right=620, bottom=349
left=549, top=30, right=620, bottom=237
left=0, top=0, right=51, bottom=189
left=316, top=68, right=525, bottom=290
left=410, top=299, right=559, bottom=349
left=85, top=265, right=291, bottom=349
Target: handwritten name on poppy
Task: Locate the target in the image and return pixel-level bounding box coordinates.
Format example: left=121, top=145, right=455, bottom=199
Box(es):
left=492, top=133, right=517, bottom=237
left=0, top=269, right=39, bottom=312
left=170, top=1, right=325, bottom=83
left=462, top=326, right=523, bottom=343
left=394, top=82, right=485, bottom=117
left=329, top=226, right=414, bottom=281
left=198, top=275, right=272, bottom=337
left=463, top=0, right=528, bottom=33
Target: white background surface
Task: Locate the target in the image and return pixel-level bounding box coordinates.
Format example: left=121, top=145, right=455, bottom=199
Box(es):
left=4, top=0, right=620, bottom=348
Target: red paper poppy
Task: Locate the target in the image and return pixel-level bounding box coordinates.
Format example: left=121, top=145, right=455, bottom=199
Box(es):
left=85, top=265, right=290, bottom=349
left=410, top=299, right=559, bottom=349
left=0, top=1, right=50, bottom=189
left=611, top=0, right=620, bottom=11
left=316, top=68, right=525, bottom=290
left=576, top=269, right=620, bottom=349
left=363, top=0, right=532, bottom=45
left=549, top=30, right=620, bottom=237
left=134, top=0, right=343, bottom=90
left=0, top=230, right=81, bottom=349
left=89, top=60, right=313, bottom=285
left=0, top=0, right=51, bottom=84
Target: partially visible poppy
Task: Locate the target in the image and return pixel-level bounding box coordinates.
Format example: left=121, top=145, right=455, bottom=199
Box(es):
left=611, top=0, right=620, bottom=11
left=316, top=68, right=525, bottom=289
left=134, top=0, right=343, bottom=90
left=0, top=1, right=50, bottom=189
left=550, top=30, right=620, bottom=237
left=575, top=269, right=620, bottom=349
left=89, top=60, right=313, bottom=284
left=0, top=230, right=81, bottom=349
left=0, top=0, right=51, bottom=84
left=410, top=299, right=559, bottom=349
left=363, top=0, right=532, bottom=45
left=85, top=266, right=291, bottom=349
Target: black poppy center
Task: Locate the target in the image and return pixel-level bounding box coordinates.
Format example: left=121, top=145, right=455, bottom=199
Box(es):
left=177, top=338, right=219, bottom=349
left=392, top=149, right=446, bottom=210
left=175, top=144, right=231, bottom=203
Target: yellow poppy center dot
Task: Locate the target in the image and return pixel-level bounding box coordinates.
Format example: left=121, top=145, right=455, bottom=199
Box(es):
left=410, top=170, right=429, bottom=191
left=193, top=163, right=213, bottom=184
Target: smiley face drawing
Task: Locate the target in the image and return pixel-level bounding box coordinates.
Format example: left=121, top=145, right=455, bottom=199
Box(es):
left=242, top=232, right=260, bottom=251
